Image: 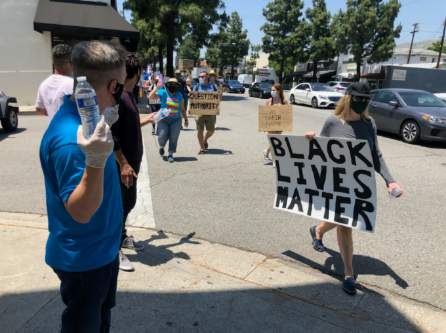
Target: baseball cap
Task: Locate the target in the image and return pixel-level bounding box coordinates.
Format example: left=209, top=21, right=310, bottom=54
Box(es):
left=346, top=82, right=371, bottom=97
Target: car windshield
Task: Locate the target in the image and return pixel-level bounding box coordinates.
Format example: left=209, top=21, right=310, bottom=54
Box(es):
left=311, top=83, right=332, bottom=91
left=260, top=83, right=272, bottom=90
left=399, top=92, right=446, bottom=107
left=228, top=80, right=240, bottom=85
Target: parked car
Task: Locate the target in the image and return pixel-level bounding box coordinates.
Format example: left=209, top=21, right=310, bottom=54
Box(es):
left=369, top=88, right=446, bottom=144
left=327, top=81, right=351, bottom=94
left=434, top=92, right=446, bottom=102
left=0, top=91, right=19, bottom=132
left=224, top=80, right=245, bottom=93
left=289, top=83, right=343, bottom=108
left=237, top=74, right=253, bottom=87
left=249, top=82, right=272, bottom=99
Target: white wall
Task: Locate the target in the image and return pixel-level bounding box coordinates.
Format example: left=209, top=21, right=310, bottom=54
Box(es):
left=0, top=0, right=52, bottom=106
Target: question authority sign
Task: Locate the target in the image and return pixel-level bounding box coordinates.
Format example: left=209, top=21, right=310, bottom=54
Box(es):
left=269, top=135, right=377, bottom=232
left=189, top=92, right=220, bottom=116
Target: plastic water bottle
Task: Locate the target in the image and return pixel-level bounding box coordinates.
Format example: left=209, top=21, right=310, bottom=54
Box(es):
left=75, top=76, right=100, bottom=139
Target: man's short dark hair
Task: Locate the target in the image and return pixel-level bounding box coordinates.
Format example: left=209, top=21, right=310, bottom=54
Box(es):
left=52, top=44, right=72, bottom=68
left=125, top=54, right=140, bottom=80
left=72, top=41, right=126, bottom=88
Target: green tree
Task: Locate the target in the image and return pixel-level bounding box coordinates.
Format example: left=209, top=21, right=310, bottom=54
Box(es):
left=428, top=40, right=442, bottom=53
left=125, top=0, right=223, bottom=76
left=205, top=13, right=229, bottom=75
left=261, top=0, right=308, bottom=83
left=306, top=0, right=335, bottom=81
left=246, top=44, right=261, bottom=78
left=220, top=12, right=250, bottom=78
left=334, top=0, right=402, bottom=79
left=177, top=34, right=201, bottom=66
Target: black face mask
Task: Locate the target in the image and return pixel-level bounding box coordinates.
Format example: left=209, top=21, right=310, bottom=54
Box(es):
left=112, top=82, right=124, bottom=104
left=167, top=85, right=177, bottom=94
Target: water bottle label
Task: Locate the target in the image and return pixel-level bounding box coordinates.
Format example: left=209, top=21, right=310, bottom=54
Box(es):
left=77, top=95, right=98, bottom=108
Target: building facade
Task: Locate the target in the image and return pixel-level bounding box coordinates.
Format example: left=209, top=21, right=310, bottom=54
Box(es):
left=0, top=0, right=137, bottom=105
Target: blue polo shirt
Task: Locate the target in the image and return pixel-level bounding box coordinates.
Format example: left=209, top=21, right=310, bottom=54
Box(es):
left=39, top=96, right=122, bottom=272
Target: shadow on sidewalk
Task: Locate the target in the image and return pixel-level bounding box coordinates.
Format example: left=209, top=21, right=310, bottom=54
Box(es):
left=202, top=148, right=233, bottom=155
left=215, top=127, right=231, bottom=131
left=0, top=128, right=27, bottom=142
left=161, top=156, right=198, bottom=163
left=283, top=248, right=409, bottom=289
left=221, top=95, right=247, bottom=102
left=126, top=231, right=200, bottom=267
left=1, top=283, right=421, bottom=332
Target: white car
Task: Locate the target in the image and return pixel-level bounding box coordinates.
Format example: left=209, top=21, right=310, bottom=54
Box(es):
left=327, top=81, right=351, bottom=94
left=434, top=93, right=446, bottom=102
left=289, top=83, right=343, bottom=108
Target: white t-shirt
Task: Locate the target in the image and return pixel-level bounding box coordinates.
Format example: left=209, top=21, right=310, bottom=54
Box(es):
left=36, top=74, right=74, bottom=121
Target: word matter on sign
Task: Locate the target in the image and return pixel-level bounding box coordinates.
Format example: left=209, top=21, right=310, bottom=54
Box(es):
left=259, top=104, right=293, bottom=132
left=189, top=92, right=221, bottom=116
left=269, top=135, right=377, bottom=232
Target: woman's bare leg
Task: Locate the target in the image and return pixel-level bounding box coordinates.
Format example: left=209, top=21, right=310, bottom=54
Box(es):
left=336, top=226, right=354, bottom=277
left=316, top=222, right=337, bottom=240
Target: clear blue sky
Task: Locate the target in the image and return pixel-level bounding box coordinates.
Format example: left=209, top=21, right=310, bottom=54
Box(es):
left=118, top=0, right=446, bottom=45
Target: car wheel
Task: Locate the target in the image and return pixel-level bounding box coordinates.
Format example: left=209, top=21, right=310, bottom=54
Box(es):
left=311, top=97, right=318, bottom=108
left=400, top=120, right=420, bottom=144
left=1, top=107, right=18, bottom=132
left=290, top=94, right=295, bottom=105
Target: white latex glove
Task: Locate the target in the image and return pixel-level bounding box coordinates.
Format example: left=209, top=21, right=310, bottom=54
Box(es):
left=104, top=105, right=119, bottom=126
left=77, top=116, right=114, bottom=168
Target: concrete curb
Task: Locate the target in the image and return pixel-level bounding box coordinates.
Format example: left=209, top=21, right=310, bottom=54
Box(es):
left=1, top=211, right=445, bottom=332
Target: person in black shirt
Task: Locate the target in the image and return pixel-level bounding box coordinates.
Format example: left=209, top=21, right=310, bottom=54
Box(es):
left=112, top=54, right=153, bottom=272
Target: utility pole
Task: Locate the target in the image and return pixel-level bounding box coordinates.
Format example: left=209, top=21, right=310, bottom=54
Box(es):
left=436, top=18, right=446, bottom=69
left=407, top=23, right=419, bottom=64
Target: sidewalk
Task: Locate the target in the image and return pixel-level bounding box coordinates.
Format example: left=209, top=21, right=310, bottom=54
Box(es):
left=0, top=212, right=444, bottom=333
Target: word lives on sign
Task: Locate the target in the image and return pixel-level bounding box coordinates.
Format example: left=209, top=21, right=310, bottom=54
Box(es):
left=269, top=135, right=377, bottom=232
left=258, top=104, right=293, bottom=132
left=188, top=92, right=221, bottom=116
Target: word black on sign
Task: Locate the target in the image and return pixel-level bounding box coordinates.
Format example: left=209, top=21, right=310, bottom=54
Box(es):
left=269, top=135, right=377, bottom=232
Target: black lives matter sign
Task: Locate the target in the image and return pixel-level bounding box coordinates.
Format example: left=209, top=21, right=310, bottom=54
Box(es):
left=269, top=135, right=377, bottom=232
left=188, top=92, right=220, bottom=116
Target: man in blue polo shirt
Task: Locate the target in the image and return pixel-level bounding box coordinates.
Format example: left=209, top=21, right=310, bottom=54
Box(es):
left=39, top=41, right=126, bottom=332
left=193, top=71, right=218, bottom=154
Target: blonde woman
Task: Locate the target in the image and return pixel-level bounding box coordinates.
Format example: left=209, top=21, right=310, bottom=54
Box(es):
left=263, top=83, right=288, bottom=161
left=305, top=82, right=403, bottom=295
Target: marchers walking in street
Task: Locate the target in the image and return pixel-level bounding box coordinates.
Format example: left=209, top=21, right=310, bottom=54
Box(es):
left=305, top=82, right=404, bottom=295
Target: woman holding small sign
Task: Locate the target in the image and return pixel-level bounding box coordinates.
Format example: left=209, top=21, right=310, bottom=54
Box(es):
left=149, top=78, right=188, bottom=163
left=305, top=82, right=404, bottom=295
left=263, top=84, right=288, bottom=161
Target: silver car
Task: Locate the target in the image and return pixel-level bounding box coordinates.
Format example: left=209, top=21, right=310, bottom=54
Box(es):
left=369, top=88, right=446, bottom=144
left=0, top=91, right=19, bottom=132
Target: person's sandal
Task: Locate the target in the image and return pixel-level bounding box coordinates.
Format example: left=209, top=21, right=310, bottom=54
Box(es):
left=310, top=226, right=326, bottom=252
left=198, top=149, right=206, bottom=155
left=204, top=142, right=209, bottom=149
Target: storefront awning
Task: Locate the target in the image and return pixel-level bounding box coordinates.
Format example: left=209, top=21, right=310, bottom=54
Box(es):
left=34, top=0, right=139, bottom=50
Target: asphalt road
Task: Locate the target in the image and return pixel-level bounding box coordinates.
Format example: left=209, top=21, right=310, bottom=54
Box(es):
left=1, top=95, right=446, bottom=310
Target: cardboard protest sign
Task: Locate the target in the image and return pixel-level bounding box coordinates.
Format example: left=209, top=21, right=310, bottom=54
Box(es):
left=259, top=104, right=293, bottom=132
left=188, top=92, right=220, bottom=116
left=269, top=135, right=377, bottom=232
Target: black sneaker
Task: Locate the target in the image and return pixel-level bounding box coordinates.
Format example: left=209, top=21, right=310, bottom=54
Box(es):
left=159, top=147, right=165, bottom=156
left=343, top=277, right=357, bottom=295
left=309, top=226, right=326, bottom=252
